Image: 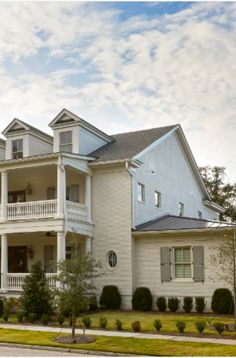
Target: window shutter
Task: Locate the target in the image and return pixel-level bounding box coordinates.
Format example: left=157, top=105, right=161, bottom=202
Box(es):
left=193, top=246, right=204, bottom=282
left=47, top=187, right=56, bottom=200
left=160, top=247, right=171, bottom=282
left=70, top=184, right=80, bottom=203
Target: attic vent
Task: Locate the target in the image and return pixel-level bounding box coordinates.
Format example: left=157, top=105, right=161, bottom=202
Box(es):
left=8, top=124, right=25, bottom=133
left=57, top=115, right=75, bottom=124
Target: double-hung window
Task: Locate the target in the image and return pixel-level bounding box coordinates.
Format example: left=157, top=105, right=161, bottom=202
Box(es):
left=155, top=191, right=161, bottom=207
left=59, top=131, right=72, bottom=152
left=174, top=247, right=192, bottom=279
left=137, top=183, right=145, bottom=202
left=12, top=139, right=23, bottom=159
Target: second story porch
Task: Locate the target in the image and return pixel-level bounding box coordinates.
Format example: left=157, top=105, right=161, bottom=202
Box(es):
left=0, top=153, right=94, bottom=231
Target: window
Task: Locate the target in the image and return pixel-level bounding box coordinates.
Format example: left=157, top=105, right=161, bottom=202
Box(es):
left=12, top=139, right=23, bottom=159
left=174, top=247, right=192, bottom=278
left=178, top=202, right=184, bottom=217
left=154, top=191, right=161, bottom=207
left=137, top=183, right=145, bottom=202
left=198, top=211, right=202, bottom=219
left=107, top=250, right=117, bottom=268
left=59, top=131, right=72, bottom=152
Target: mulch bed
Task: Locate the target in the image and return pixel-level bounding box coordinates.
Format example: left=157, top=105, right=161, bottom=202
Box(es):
left=54, top=334, right=96, bottom=344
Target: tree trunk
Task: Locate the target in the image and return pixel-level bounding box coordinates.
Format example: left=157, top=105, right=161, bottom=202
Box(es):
left=72, top=313, right=76, bottom=342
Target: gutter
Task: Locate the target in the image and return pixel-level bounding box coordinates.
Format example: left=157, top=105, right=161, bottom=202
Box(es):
left=203, top=200, right=225, bottom=213
left=132, top=226, right=231, bottom=237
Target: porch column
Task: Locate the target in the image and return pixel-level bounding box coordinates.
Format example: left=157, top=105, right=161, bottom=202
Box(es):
left=1, top=234, right=8, bottom=292
left=85, top=175, right=92, bottom=222
left=57, top=231, right=66, bottom=263
left=1, top=171, right=8, bottom=222
left=56, top=158, right=65, bottom=219
left=85, top=236, right=92, bottom=254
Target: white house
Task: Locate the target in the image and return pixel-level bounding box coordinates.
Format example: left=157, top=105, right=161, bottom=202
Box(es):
left=0, top=108, right=232, bottom=310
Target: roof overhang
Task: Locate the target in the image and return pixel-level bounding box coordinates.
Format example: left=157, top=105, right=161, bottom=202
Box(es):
left=203, top=200, right=225, bottom=213
left=89, top=158, right=142, bottom=169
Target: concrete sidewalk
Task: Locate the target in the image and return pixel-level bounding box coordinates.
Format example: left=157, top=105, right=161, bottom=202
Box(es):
left=0, top=323, right=236, bottom=346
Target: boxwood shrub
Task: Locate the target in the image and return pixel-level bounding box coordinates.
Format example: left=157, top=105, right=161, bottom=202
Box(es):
left=183, top=296, right=193, bottom=313
left=132, top=287, right=152, bottom=311
left=211, top=288, right=234, bottom=314
left=156, top=296, right=167, bottom=312
left=168, top=297, right=180, bottom=312
left=99, top=285, right=121, bottom=309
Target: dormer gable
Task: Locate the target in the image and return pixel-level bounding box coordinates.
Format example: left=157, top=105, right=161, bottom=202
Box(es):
left=49, top=108, right=113, bottom=155
left=2, top=118, right=53, bottom=160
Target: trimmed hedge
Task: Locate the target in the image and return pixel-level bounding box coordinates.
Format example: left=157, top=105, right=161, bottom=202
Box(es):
left=99, top=285, right=121, bottom=309
left=132, top=287, right=152, bottom=311
left=156, top=296, right=167, bottom=312
left=168, top=297, right=180, bottom=312
left=211, top=288, right=234, bottom=314
left=195, top=297, right=206, bottom=314
left=183, top=297, right=193, bottom=313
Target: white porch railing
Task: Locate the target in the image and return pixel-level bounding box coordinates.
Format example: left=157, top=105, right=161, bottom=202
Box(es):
left=7, top=200, right=57, bottom=220
left=66, top=201, right=88, bottom=221
left=7, top=273, right=57, bottom=291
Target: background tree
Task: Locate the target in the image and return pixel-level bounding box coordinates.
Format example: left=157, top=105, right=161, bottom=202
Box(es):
left=211, top=226, right=236, bottom=323
left=199, top=166, right=236, bottom=221
left=57, top=252, right=103, bottom=342
left=20, top=260, right=53, bottom=319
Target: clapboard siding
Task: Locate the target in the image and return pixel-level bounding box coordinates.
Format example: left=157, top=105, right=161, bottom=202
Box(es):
left=29, top=135, right=53, bottom=156
left=0, top=146, right=5, bottom=160
left=134, top=133, right=218, bottom=226
left=92, top=167, right=133, bottom=308
left=79, top=127, right=107, bottom=155
left=134, top=234, right=226, bottom=310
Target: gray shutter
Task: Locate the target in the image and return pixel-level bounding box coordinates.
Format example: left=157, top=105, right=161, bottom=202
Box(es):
left=70, top=184, right=80, bottom=203
left=160, top=247, right=171, bottom=282
left=193, top=246, right=204, bottom=282
left=47, top=187, right=56, bottom=200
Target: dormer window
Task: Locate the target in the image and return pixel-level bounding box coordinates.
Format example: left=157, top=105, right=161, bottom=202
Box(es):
left=59, top=131, right=72, bottom=152
left=12, top=139, right=23, bottom=159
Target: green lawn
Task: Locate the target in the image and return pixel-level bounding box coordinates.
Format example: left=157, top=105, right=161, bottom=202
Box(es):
left=0, top=328, right=236, bottom=356
left=73, top=310, right=235, bottom=336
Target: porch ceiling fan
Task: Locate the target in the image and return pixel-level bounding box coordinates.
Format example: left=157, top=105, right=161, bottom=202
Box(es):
left=41, top=231, right=57, bottom=237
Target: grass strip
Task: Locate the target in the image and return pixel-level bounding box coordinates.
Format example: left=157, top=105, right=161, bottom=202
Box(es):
left=0, top=328, right=236, bottom=356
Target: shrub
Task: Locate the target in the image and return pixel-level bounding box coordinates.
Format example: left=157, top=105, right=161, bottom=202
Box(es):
left=183, top=297, right=193, bottom=313
left=20, top=261, right=53, bottom=319
left=168, top=297, right=180, bottom=312
left=213, top=322, right=225, bottom=335
left=58, top=313, right=65, bottom=326
left=99, top=316, right=107, bottom=329
left=0, top=300, right=4, bottom=317
left=132, top=321, right=141, bottom=332
left=3, top=313, right=8, bottom=322
left=156, top=297, right=166, bottom=312
left=132, top=287, right=152, bottom=311
left=99, top=286, right=121, bottom=309
left=41, top=314, right=49, bottom=325
left=27, top=312, right=37, bottom=323
left=195, top=297, right=206, bottom=314
left=195, top=321, right=206, bottom=334
left=115, top=319, right=123, bottom=330
left=16, top=312, right=24, bottom=323
left=176, top=320, right=186, bottom=333
left=89, top=296, right=98, bottom=311
left=211, top=288, right=234, bottom=314
left=82, top=316, right=92, bottom=329
left=153, top=319, right=162, bottom=332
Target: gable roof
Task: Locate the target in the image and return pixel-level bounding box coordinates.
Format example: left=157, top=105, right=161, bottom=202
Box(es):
left=49, top=108, right=113, bottom=142
left=89, top=125, right=177, bottom=162
left=2, top=118, right=53, bottom=142
left=134, top=215, right=230, bottom=232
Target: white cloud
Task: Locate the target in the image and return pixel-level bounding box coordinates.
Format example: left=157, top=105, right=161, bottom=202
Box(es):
left=0, top=2, right=235, bottom=182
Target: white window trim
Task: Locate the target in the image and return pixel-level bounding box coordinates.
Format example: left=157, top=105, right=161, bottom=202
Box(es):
left=59, top=130, right=73, bottom=152
left=106, top=250, right=118, bottom=270
left=12, top=138, right=23, bottom=159
left=172, top=246, right=193, bottom=282
left=155, top=191, right=161, bottom=208
left=137, top=183, right=145, bottom=203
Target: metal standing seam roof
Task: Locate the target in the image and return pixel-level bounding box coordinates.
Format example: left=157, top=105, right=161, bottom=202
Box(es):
left=134, top=215, right=231, bottom=232
left=89, top=125, right=177, bottom=162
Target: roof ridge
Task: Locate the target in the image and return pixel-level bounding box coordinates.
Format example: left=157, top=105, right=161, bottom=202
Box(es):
left=111, top=124, right=178, bottom=137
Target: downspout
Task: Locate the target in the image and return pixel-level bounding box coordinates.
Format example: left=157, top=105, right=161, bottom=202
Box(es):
left=125, top=161, right=135, bottom=230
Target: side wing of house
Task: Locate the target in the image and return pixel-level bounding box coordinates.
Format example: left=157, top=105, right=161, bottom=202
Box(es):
left=133, top=129, right=220, bottom=226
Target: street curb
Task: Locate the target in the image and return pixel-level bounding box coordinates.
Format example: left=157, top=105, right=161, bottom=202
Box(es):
left=0, top=342, right=131, bottom=356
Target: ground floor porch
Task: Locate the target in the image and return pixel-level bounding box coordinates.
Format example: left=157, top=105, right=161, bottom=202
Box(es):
left=0, top=231, right=92, bottom=292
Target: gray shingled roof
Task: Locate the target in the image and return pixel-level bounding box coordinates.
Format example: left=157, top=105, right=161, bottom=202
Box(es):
left=134, top=215, right=230, bottom=232
left=89, top=125, right=177, bottom=162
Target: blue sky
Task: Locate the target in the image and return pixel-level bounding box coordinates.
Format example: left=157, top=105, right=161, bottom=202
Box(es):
left=0, top=1, right=235, bottom=182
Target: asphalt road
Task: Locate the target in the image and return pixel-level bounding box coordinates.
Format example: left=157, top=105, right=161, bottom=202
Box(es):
left=0, top=345, right=100, bottom=356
